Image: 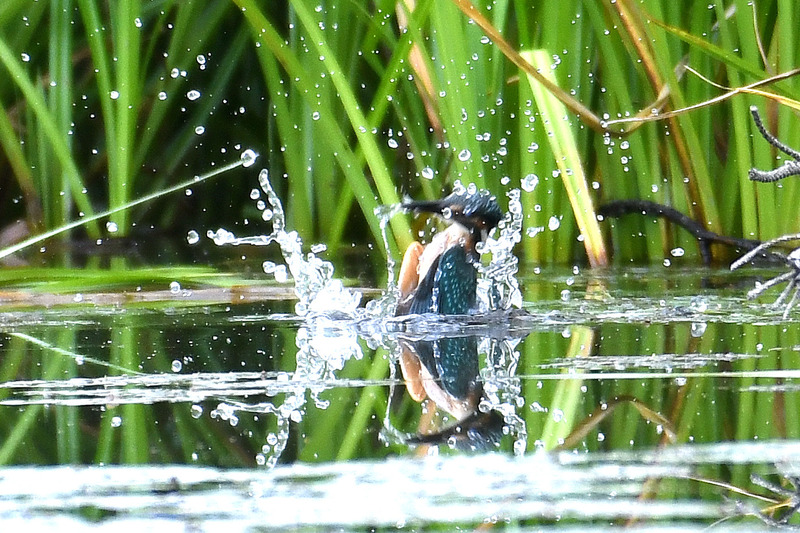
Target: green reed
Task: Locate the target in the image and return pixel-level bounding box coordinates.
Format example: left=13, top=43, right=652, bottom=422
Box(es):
left=1, top=1, right=799, bottom=267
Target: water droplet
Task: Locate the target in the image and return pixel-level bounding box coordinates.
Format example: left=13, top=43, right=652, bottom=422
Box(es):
left=186, top=230, right=199, bottom=244
left=670, top=247, right=685, bottom=257
left=387, top=138, right=398, bottom=149
left=241, top=149, right=258, bottom=167
left=111, top=416, right=122, bottom=428
left=521, top=173, right=539, bottom=192
left=421, top=167, right=434, bottom=180
left=110, top=90, right=120, bottom=100
left=157, top=91, right=167, bottom=101
left=194, top=126, right=205, bottom=135
left=548, top=216, right=561, bottom=231
left=457, top=149, right=471, bottom=162
left=186, top=89, right=201, bottom=101
left=20, top=53, right=30, bottom=62
left=134, top=18, right=142, bottom=28
left=196, top=54, right=206, bottom=66
left=691, top=322, right=707, bottom=338
left=105, top=221, right=118, bottom=233
left=171, top=359, right=183, bottom=372
left=311, top=111, right=320, bottom=121
left=274, top=265, right=288, bottom=283
left=526, top=226, right=544, bottom=238
left=191, top=404, right=203, bottom=418
left=169, top=281, right=181, bottom=293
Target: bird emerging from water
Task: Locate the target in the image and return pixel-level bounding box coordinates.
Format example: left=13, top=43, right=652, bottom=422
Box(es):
left=392, top=187, right=504, bottom=440
left=395, top=187, right=503, bottom=317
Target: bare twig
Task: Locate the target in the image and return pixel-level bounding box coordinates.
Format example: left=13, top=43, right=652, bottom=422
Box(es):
left=748, top=106, right=800, bottom=182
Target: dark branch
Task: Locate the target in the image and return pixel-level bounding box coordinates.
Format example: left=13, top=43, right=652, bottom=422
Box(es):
left=598, top=199, right=768, bottom=265
left=749, top=106, right=800, bottom=182
left=749, top=160, right=800, bottom=182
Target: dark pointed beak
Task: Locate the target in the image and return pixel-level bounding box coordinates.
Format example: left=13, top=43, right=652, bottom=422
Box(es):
left=402, top=198, right=454, bottom=216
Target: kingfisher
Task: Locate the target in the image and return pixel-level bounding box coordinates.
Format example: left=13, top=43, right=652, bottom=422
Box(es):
left=395, top=187, right=503, bottom=317
left=393, top=187, right=504, bottom=427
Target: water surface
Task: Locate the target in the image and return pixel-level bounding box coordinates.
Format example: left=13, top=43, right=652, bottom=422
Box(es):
left=1, top=265, right=800, bottom=529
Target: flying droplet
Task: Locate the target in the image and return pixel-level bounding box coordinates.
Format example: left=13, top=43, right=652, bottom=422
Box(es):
left=240, top=149, right=258, bottom=167
left=521, top=173, right=539, bottom=192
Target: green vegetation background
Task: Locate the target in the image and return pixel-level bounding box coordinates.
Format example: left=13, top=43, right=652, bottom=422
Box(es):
left=1, top=0, right=799, bottom=267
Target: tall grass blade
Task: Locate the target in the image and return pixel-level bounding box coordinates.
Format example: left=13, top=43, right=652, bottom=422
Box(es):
left=0, top=34, right=98, bottom=236
left=0, top=154, right=252, bottom=260
left=522, top=50, right=608, bottom=267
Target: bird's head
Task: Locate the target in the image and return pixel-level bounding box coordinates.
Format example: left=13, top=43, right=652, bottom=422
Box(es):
left=403, top=188, right=503, bottom=242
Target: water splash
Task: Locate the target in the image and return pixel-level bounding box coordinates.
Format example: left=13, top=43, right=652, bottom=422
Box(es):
left=206, top=169, right=372, bottom=466
left=478, top=336, right=527, bottom=455
left=368, top=202, right=405, bottom=317
left=207, top=169, right=361, bottom=317
left=475, top=188, right=523, bottom=311
left=206, top=170, right=525, bottom=465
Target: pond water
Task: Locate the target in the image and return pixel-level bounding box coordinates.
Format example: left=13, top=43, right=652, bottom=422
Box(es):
left=2, top=261, right=800, bottom=530
left=2, top=170, right=800, bottom=530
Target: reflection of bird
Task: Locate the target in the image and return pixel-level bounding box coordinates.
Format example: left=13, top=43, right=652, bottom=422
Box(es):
left=395, top=188, right=503, bottom=317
